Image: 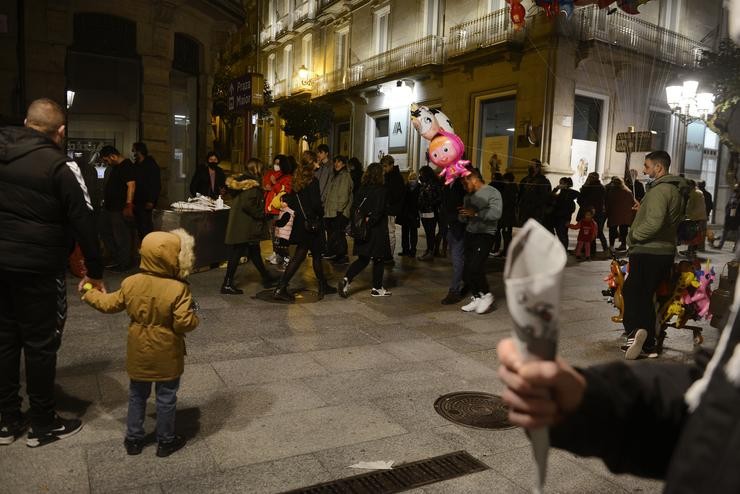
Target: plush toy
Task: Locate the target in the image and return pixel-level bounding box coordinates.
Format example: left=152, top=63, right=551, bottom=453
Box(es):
left=659, top=270, right=700, bottom=328
left=410, top=104, right=455, bottom=140
left=506, top=0, right=526, bottom=30
left=682, top=267, right=715, bottom=320
left=604, top=259, right=626, bottom=323
left=428, top=130, right=471, bottom=185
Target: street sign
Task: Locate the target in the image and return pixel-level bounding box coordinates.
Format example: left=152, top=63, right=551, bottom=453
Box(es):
left=227, top=73, right=265, bottom=112
left=615, top=131, right=654, bottom=153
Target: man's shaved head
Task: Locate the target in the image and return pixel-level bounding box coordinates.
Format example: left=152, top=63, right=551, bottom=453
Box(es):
left=25, top=98, right=65, bottom=138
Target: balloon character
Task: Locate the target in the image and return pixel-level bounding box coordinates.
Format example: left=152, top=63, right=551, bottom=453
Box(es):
left=410, top=104, right=455, bottom=140
left=428, top=130, right=471, bottom=185
left=535, top=0, right=560, bottom=17
left=506, top=0, right=526, bottom=30
left=560, top=0, right=575, bottom=17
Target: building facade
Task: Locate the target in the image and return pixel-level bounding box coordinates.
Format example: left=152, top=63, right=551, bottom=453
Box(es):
left=0, top=0, right=244, bottom=204
left=252, top=0, right=730, bottom=218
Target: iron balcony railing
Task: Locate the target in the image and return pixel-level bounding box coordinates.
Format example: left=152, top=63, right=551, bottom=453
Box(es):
left=349, top=35, right=444, bottom=87
left=316, top=67, right=351, bottom=96
left=575, top=4, right=707, bottom=67
left=319, top=0, right=342, bottom=10
left=447, top=7, right=524, bottom=58
left=260, top=26, right=273, bottom=46
left=275, top=13, right=291, bottom=39
left=273, top=79, right=287, bottom=99
left=294, top=0, right=317, bottom=28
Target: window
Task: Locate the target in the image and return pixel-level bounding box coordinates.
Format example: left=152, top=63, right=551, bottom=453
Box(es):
left=571, top=94, right=604, bottom=189
left=373, top=7, right=390, bottom=55
left=283, top=45, right=293, bottom=91
left=648, top=110, right=670, bottom=152
left=336, top=28, right=349, bottom=70
left=477, top=97, right=515, bottom=182
left=267, top=53, right=276, bottom=86
left=424, top=0, right=441, bottom=37
left=302, top=34, right=312, bottom=71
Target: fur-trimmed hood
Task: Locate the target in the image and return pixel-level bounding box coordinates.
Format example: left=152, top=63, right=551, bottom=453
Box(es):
left=139, top=228, right=195, bottom=280
left=226, top=174, right=260, bottom=191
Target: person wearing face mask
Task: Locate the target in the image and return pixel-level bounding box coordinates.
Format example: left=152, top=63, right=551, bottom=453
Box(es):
left=189, top=151, right=226, bottom=200
left=621, top=151, right=689, bottom=360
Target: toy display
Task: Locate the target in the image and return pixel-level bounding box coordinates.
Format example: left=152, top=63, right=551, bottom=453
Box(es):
left=510, top=0, right=655, bottom=29
left=604, top=258, right=712, bottom=349
left=505, top=0, right=526, bottom=30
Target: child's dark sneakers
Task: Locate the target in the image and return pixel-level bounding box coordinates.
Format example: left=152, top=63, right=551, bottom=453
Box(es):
left=0, top=415, right=29, bottom=445
left=26, top=416, right=82, bottom=448
left=156, top=435, right=186, bottom=458
left=124, top=437, right=144, bottom=455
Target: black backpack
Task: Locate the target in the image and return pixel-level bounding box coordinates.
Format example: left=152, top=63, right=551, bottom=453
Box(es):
left=350, top=197, right=369, bottom=242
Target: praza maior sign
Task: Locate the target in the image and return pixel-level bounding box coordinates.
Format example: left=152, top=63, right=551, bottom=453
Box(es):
left=227, top=74, right=264, bottom=112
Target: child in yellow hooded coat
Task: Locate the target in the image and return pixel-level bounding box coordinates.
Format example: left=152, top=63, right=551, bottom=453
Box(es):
left=83, top=229, right=199, bottom=457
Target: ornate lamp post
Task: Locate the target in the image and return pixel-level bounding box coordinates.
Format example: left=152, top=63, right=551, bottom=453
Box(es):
left=665, top=78, right=715, bottom=125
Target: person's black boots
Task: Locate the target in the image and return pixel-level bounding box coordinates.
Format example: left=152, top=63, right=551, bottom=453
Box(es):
left=317, top=278, right=338, bottom=300
left=220, top=276, right=243, bottom=295
left=273, top=284, right=295, bottom=302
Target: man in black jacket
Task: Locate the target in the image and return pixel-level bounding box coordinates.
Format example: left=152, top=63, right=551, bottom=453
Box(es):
left=99, top=146, right=137, bottom=271
left=497, top=292, right=740, bottom=493
left=131, top=142, right=161, bottom=240
left=381, top=155, right=404, bottom=261
left=439, top=176, right=467, bottom=304
left=0, top=98, right=105, bottom=447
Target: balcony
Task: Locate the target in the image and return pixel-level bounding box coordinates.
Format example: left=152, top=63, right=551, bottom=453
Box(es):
left=348, top=35, right=444, bottom=88
left=447, top=8, right=524, bottom=58
left=260, top=26, right=274, bottom=46
left=316, top=67, right=351, bottom=96
left=574, top=5, right=707, bottom=68
left=273, top=79, right=287, bottom=99
left=318, top=0, right=346, bottom=17
left=274, top=13, right=292, bottom=40
left=293, top=0, right=317, bottom=30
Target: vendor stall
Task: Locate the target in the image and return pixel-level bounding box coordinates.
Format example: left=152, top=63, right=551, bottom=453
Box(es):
left=153, top=208, right=230, bottom=269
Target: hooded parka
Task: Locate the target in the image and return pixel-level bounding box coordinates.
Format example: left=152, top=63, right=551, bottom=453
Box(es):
left=83, top=230, right=199, bottom=381
left=225, top=174, right=268, bottom=245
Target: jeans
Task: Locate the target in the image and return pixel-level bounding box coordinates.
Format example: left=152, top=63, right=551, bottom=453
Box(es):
left=126, top=378, right=180, bottom=443
left=401, top=224, right=418, bottom=255
left=387, top=216, right=397, bottom=256
left=345, top=255, right=385, bottom=289
left=463, top=232, right=495, bottom=295
left=325, top=215, right=348, bottom=258
left=0, top=270, right=65, bottom=428
left=100, top=209, right=135, bottom=268
left=447, top=228, right=465, bottom=294
left=622, top=253, right=674, bottom=349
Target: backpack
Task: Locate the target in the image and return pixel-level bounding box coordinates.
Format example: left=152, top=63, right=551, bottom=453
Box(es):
left=350, top=197, right=369, bottom=242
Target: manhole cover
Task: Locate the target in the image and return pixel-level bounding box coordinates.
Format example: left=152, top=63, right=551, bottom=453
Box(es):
left=434, top=391, right=515, bottom=430
left=253, top=288, right=321, bottom=304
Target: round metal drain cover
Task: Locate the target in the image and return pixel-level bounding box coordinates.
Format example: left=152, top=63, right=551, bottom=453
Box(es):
left=434, top=391, right=516, bottom=430
left=253, top=288, right=320, bottom=304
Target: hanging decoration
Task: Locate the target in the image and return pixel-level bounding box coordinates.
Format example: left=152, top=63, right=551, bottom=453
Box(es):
left=410, top=104, right=471, bottom=186
left=508, top=0, right=656, bottom=28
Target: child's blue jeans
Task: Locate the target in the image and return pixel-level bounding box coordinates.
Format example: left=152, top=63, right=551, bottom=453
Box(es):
left=126, top=378, right=180, bottom=443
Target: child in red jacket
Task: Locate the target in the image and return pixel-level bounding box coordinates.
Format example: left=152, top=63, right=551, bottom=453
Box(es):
left=569, top=207, right=598, bottom=260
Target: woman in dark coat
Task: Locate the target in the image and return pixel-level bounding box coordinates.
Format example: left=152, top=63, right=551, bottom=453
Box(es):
left=221, top=158, right=278, bottom=294
left=578, top=172, right=608, bottom=254
left=338, top=163, right=392, bottom=298
left=548, top=177, right=579, bottom=249
left=273, top=159, right=336, bottom=301
left=605, top=176, right=637, bottom=251
left=397, top=172, right=420, bottom=257
left=497, top=172, right=518, bottom=257
left=417, top=165, right=442, bottom=261
left=190, top=151, right=227, bottom=199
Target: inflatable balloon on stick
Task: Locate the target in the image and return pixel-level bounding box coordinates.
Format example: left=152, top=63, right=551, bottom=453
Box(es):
left=410, top=104, right=455, bottom=139
left=428, top=131, right=471, bottom=185
left=506, top=0, right=526, bottom=30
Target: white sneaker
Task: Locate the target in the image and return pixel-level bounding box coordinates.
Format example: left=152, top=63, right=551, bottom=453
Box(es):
left=475, top=293, right=495, bottom=314
left=371, top=287, right=392, bottom=297
left=625, top=329, right=647, bottom=360
left=461, top=296, right=481, bottom=312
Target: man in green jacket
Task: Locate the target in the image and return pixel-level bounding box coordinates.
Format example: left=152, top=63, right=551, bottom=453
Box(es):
left=323, top=156, right=353, bottom=265
left=623, top=151, right=688, bottom=360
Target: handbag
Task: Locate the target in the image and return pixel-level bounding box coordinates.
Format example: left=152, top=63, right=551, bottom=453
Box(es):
left=296, top=193, right=319, bottom=234
left=351, top=197, right=369, bottom=242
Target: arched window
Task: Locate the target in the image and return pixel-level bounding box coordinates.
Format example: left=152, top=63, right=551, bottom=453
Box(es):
left=73, top=13, right=136, bottom=58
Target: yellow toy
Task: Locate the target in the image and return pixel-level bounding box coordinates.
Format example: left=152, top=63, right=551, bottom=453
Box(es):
left=659, top=270, right=700, bottom=328
left=604, top=260, right=626, bottom=323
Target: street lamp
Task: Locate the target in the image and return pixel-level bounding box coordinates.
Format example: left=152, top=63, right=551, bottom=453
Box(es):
left=66, top=90, right=75, bottom=110
left=665, top=77, right=715, bottom=125
left=298, top=64, right=312, bottom=87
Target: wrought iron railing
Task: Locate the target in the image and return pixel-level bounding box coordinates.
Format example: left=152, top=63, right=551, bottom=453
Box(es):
left=294, top=0, right=317, bottom=28
left=273, top=79, right=287, bottom=99
left=574, top=5, right=707, bottom=67
left=447, top=8, right=523, bottom=58
left=316, top=67, right=351, bottom=96
left=275, top=14, right=291, bottom=39
left=349, top=35, right=444, bottom=87
left=260, top=26, right=273, bottom=46
left=319, top=0, right=341, bottom=10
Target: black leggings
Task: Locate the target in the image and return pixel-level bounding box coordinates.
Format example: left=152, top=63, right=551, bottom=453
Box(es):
left=463, top=232, right=495, bottom=296
left=421, top=217, right=437, bottom=253
left=346, top=255, right=385, bottom=289
left=279, top=242, right=325, bottom=288
left=608, top=225, right=629, bottom=247
left=225, top=243, right=268, bottom=281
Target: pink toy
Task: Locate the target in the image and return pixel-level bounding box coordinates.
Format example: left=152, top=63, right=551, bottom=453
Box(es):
left=428, top=130, right=471, bottom=185
left=682, top=268, right=715, bottom=319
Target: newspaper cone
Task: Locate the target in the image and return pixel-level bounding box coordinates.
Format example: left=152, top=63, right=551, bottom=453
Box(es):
left=504, top=219, right=568, bottom=493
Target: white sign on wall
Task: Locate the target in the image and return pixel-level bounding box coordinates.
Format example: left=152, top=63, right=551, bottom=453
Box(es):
left=388, top=106, right=408, bottom=154
left=570, top=139, right=598, bottom=190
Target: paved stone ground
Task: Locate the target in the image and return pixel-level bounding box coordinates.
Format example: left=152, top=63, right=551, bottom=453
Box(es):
left=1, top=231, right=733, bottom=494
